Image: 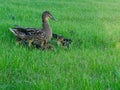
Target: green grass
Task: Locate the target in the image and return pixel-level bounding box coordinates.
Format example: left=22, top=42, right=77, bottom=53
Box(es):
left=0, top=0, right=120, bottom=90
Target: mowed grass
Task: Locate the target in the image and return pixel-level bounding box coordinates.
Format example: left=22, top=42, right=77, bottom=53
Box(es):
left=0, top=0, right=120, bottom=89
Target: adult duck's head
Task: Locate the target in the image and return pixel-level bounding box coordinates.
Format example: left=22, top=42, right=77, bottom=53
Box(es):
left=42, top=11, right=56, bottom=21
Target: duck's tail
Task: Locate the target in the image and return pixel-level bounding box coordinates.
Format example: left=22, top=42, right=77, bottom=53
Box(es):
left=9, top=28, right=27, bottom=39
left=9, top=28, right=18, bottom=36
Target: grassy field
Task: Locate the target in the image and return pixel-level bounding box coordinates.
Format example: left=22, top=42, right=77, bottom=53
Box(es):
left=0, top=0, right=120, bottom=90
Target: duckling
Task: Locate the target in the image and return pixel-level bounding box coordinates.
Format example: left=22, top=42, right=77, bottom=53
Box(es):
left=32, top=41, right=54, bottom=50
left=52, top=33, right=72, bottom=48
left=58, top=36, right=72, bottom=48
left=9, top=11, right=56, bottom=47
left=42, top=43, right=54, bottom=50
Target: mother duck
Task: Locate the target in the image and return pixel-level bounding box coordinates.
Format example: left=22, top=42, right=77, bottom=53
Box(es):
left=9, top=11, right=56, bottom=47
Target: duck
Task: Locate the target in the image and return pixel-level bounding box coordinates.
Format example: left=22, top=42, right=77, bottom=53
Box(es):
left=52, top=33, right=72, bottom=48
left=9, top=11, right=56, bottom=47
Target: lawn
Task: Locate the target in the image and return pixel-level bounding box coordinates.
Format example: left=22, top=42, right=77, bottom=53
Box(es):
left=0, top=0, right=120, bottom=90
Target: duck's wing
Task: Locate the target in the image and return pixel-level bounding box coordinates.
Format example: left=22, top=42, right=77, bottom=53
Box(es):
left=9, top=27, right=41, bottom=39
left=13, top=27, right=41, bottom=35
left=33, top=30, right=47, bottom=41
left=9, top=28, right=27, bottom=39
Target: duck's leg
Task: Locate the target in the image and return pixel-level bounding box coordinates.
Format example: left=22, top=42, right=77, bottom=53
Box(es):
left=41, top=39, right=47, bottom=46
left=28, top=39, right=34, bottom=47
left=40, top=40, right=48, bottom=50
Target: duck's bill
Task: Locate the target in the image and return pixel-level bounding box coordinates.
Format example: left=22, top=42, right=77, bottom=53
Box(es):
left=52, top=17, right=56, bottom=21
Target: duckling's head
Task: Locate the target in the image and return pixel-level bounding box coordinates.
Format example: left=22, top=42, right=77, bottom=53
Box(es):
left=62, top=39, right=72, bottom=48
left=42, top=11, right=56, bottom=21
left=57, top=36, right=64, bottom=42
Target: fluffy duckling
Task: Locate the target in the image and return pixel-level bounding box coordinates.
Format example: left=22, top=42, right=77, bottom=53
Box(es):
left=42, top=43, right=54, bottom=50
left=52, top=33, right=72, bottom=48
left=32, top=41, right=54, bottom=50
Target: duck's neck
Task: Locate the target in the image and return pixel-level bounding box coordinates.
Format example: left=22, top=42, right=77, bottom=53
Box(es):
left=42, top=18, right=52, bottom=40
left=42, top=18, right=52, bottom=30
